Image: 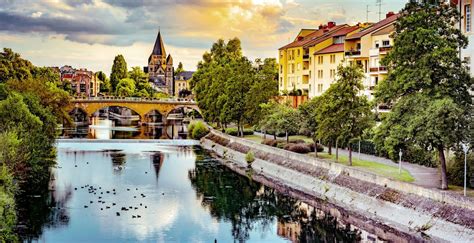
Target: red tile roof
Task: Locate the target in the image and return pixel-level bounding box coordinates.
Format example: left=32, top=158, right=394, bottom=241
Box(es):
left=346, top=13, right=400, bottom=40
left=279, top=25, right=347, bottom=50
left=302, top=25, right=348, bottom=48
left=331, top=25, right=360, bottom=37
left=314, top=44, right=344, bottom=55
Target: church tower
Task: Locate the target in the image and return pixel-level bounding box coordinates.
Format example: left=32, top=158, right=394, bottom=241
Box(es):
left=145, top=31, right=174, bottom=95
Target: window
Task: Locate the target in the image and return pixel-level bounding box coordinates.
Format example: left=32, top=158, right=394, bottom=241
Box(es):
left=280, top=51, right=283, bottom=59
left=280, top=65, right=283, bottom=74
left=280, top=78, right=283, bottom=87
left=330, top=55, right=336, bottom=64
left=466, top=5, right=471, bottom=32
left=356, top=43, right=361, bottom=50
left=297, top=63, right=301, bottom=71
left=317, top=56, right=324, bottom=65
left=317, top=70, right=324, bottom=79
left=375, top=41, right=380, bottom=48
left=382, top=40, right=390, bottom=47
left=330, top=69, right=336, bottom=78
left=375, top=77, right=379, bottom=86
left=309, top=70, right=311, bottom=79
left=297, top=49, right=300, bottom=56
left=317, top=84, right=323, bottom=93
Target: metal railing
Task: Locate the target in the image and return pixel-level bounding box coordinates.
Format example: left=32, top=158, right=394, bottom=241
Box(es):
left=72, top=96, right=196, bottom=104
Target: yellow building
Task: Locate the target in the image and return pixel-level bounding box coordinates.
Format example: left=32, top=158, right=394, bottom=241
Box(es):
left=278, top=22, right=343, bottom=95
left=344, top=12, right=399, bottom=102
left=174, top=71, right=194, bottom=97
left=311, top=25, right=361, bottom=97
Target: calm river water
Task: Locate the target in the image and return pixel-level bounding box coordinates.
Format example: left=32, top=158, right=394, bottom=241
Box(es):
left=15, top=140, right=373, bottom=243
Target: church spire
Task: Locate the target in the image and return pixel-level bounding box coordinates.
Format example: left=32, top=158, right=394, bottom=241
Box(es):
left=151, top=30, right=166, bottom=57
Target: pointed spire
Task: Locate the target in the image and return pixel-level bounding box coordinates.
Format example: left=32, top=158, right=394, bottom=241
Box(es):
left=151, top=30, right=166, bottom=57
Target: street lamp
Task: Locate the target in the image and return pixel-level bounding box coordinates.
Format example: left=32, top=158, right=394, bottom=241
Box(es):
left=398, top=149, right=403, bottom=174
left=461, top=143, right=469, bottom=197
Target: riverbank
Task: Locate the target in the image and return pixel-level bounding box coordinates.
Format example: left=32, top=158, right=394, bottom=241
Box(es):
left=201, top=130, right=474, bottom=242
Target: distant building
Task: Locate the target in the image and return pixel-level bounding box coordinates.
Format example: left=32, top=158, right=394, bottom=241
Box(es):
left=144, top=31, right=174, bottom=95
left=174, top=71, right=194, bottom=97
left=59, top=65, right=99, bottom=97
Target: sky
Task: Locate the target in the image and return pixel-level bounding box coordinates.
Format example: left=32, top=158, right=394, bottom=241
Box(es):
left=0, top=0, right=408, bottom=74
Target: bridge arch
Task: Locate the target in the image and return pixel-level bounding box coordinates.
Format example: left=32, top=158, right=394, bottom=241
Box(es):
left=143, top=109, right=164, bottom=125
left=165, top=105, right=202, bottom=120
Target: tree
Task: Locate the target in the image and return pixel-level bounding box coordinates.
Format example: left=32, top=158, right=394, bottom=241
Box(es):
left=174, top=62, right=184, bottom=76
left=298, top=97, right=322, bottom=156
left=110, top=55, right=128, bottom=92
left=96, top=71, right=111, bottom=93
left=191, top=38, right=277, bottom=132
left=115, top=78, right=136, bottom=97
left=129, top=66, right=152, bottom=97
left=314, top=64, right=372, bottom=164
left=374, top=2, right=472, bottom=189
left=259, top=101, right=300, bottom=142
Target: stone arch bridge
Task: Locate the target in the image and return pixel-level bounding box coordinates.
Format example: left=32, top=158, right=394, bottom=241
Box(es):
left=68, top=97, right=200, bottom=124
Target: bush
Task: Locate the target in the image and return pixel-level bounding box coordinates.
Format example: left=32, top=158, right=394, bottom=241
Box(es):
left=276, top=142, right=286, bottom=149
left=245, top=151, right=255, bottom=166
left=225, top=127, right=254, bottom=136
left=190, top=121, right=209, bottom=140
left=284, top=143, right=311, bottom=154
left=447, top=152, right=473, bottom=188
left=309, top=143, right=324, bottom=152
left=187, top=122, right=196, bottom=137
left=262, top=139, right=278, bottom=147
left=289, top=139, right=306, bottom=144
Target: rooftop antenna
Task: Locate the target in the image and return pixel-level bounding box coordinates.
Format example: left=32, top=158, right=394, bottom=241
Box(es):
left=376, top=0, right=382, bottom=21
left=366, top=5, right=371, bottom=23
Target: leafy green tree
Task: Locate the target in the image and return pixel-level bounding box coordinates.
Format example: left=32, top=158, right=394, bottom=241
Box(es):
left=115, top=78, right=136, bottom=97
left=374, top=2, right=472, bottom=189
left=298, top=97, right=322, bottom=156
left=0, top=48, right=34, bottom=83
left=330, top=65, right=373, bottom=165
left=96, top=71, right=111, bottom=93
left=129, top=66, right=153, bottom=97
left=174, top=62, right=184, bottom=76
left=259, top=101, right=300, bottom=142
left=110, top=54, right=128, bottom=92
left=192, top=38, right=277, bottom=132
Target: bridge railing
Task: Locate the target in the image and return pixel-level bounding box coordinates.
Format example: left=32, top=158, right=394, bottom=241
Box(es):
left=72, top=96, right=196, bottom=104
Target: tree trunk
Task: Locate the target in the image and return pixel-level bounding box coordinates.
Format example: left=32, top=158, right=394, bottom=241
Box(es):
left=328, top=141, right=332, bottom=155
left=335, top=140, right=339, bottom=161
left=273, top=133, right=276, bottom=140
left=438, top=145, right=448, bottom=190
left=286, top=131, right=289, bottom=143
left=263, top=130, right=266, bottom=139
left=348, top=143, right=352, bottom=166
left=313, top=138, right=318, bottom=157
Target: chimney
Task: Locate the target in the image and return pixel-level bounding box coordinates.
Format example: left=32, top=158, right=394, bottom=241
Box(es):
left=327, top=21, right=336, bottom=28
left=318, top=24, right=324, bottom=30
left=297, top=36, right=304, bottom=41
left=386, top=12, right=395, bottom=18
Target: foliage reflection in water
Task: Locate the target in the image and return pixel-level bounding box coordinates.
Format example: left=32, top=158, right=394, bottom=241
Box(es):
left=17, top=142, right=363, bottom=242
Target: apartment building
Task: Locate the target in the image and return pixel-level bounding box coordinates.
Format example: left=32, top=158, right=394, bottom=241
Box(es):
left=311, top=25, right=361, bottom=97
left=344, top=12, right=399, bottom=101
left=278, top=22, right=346, bottom=95
left=460, top=0, right=473, bottom=76
left=59, top=65, right=99, bottom=97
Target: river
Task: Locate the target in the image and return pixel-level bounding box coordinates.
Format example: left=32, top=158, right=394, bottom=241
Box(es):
left=15, top=140, right=375, bottom=242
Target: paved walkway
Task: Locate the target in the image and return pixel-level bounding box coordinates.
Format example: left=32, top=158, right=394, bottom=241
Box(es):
left=254, top=132, right=440, bottom=189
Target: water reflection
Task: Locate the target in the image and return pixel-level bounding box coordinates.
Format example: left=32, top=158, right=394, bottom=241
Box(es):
left=17, top=143, right=415, bottom=242
left=60, top=117, right=190, bottom=139
left=189, top=150, right=362, bottom=242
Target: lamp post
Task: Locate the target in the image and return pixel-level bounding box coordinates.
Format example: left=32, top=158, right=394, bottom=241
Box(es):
left=461, top=143, right=469, bottom=197
left=398, top=149, right=403, bottom=174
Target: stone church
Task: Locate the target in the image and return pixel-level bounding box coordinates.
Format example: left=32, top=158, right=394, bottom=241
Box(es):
left=144, top=31, right=174, bottom=95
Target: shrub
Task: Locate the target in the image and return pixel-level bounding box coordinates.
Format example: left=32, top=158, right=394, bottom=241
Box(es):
left=309, top=143, right=324, bottom=152
left=276, top=142, right=286, bottom=149
left=225, top=127, right=254, bottom=136
left=187, top=122, right=196, bottom=137
left=284, top=143, right=311, bottom=154
left=447, top=152, right=473, bottom=188
left=289, top=139, right=306, bottom=144
left=245, top=151, right=255, bottom=166
left=190, top=121, right=209, bottom=140
left=262, top=139, right=278, bottom=147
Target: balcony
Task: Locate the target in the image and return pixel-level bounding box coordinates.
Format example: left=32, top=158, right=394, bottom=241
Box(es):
left=303, top=54, right=309, bottom=60
left=368, top=66, right=388, bottom=73
left=369, top=67, right=379, bottom=73
left=345, top=50, right=361, bottom=57
left=379, top=46, right=392, bottom=53
left=369, top=48, right=379, bottom=57
left=379, top=66, right=388, bottom=73
left=302, top=69, right=310, bottom=75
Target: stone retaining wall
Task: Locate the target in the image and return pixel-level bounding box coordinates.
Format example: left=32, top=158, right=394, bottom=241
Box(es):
left=201, top=130, right=474, bottom=242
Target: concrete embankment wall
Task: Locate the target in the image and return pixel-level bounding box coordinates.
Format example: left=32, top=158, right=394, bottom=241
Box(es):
left=201, top=130, right=474, bottom=242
